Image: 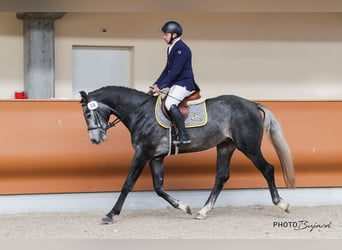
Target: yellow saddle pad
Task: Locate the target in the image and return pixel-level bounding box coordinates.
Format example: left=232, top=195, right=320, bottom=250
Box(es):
left=154, top=95, right=208, bottom=129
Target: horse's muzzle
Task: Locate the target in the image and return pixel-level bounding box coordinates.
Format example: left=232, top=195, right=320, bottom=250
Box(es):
left=89, top=130, right=107, bottom=144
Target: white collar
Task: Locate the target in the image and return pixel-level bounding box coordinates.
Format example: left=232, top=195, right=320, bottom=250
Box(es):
left=168, top=37, right=181, bottom=54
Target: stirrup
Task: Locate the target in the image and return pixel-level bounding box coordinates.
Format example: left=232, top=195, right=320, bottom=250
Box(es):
left=173, top=138, right=191, bottom=145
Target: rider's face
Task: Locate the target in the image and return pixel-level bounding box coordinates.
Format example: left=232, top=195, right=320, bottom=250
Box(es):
left=163, top=32, right=176, bottom=44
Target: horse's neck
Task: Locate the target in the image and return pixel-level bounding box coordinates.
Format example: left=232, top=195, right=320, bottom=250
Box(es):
left=109, top=92, right=147, bottom=111
left=104, top=90, right=151, bottom=127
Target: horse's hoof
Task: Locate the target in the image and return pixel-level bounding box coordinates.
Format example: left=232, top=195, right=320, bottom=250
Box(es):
left=194, top=213, right=207, bottom=220
left=277, top=200, right=290, bottom=213
left=285, top=205, right=291, bottom=213
left=178, top=203, right=192, bottom=215
left=186, top=206, right=192, bottom=215
left=101, top=216, right=114, bottom=224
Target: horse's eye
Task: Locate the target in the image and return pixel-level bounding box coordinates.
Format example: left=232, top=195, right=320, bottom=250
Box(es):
left=86, top=113, right=92, bottom=119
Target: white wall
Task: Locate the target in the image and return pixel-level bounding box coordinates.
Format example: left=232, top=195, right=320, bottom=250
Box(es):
left=1, top=12, right=342, bottom=100
left=0, top=13, right=23, bottom=99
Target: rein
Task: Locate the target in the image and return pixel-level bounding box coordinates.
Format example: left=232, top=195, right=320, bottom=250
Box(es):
left=106, top=117, right=121, bottom=130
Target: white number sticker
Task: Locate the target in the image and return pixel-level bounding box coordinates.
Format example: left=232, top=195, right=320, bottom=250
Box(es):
left=87, top=101, right=99, bottom=110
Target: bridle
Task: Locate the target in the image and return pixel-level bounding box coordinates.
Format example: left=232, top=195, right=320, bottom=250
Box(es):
left=84, top=101, right=120, bottom=132
left=84, top=92, right=154, bottom=132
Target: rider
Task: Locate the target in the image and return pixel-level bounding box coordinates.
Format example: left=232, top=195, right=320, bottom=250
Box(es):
left=150, top=20, right=200, bottom=145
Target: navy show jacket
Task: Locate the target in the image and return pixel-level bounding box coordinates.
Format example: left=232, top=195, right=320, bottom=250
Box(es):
left=155, top=39, right=200, bottom=92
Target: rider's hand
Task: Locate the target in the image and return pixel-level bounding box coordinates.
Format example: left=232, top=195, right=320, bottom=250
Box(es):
left=150, top=84, right=160, bottom=94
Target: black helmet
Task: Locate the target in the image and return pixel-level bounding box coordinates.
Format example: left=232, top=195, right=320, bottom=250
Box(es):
left=161, top=21, right=183, bottom=37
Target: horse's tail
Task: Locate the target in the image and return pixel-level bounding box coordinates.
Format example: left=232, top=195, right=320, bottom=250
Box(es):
left=257, top=104, right=296, bottom=188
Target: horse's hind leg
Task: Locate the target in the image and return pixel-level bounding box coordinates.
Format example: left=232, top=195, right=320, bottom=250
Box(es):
left=246, top=150, right=290, bottom=212
left=196, top=141, right=236, bottom=220
left=149, top=157, right=192, bottom=215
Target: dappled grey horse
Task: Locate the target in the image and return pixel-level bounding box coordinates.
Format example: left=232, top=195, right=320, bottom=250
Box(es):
left=80, top=86, right=295, bottom=224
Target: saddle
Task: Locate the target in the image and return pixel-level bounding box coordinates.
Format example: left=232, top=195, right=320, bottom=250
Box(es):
left=161, top=91, right=202, bottom=120
left=155, top=91, right=207, bottom=129
left=155, top=90, right=207, bottom=155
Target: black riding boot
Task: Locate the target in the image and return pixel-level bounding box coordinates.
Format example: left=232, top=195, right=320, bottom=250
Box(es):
left=168, top=104, right=191, bottom=145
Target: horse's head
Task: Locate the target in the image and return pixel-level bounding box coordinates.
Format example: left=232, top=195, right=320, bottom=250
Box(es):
left=79, top=91, right=111, bottom=144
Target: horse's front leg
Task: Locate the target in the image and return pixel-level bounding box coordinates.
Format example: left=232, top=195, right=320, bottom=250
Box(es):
left=150, top=157, right=192, bottom=215
left=102, top=152, right=148, bottom=224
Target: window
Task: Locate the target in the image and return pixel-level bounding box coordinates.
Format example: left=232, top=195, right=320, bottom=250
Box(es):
left=72, top=46, right=132, bottom=98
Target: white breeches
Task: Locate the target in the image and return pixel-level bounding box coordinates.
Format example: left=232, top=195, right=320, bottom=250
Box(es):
left=164, top=85, right=192, bottom=111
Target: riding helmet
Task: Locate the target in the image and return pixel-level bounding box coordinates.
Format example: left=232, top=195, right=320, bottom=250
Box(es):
left=161, top=21, right=183, bottom=36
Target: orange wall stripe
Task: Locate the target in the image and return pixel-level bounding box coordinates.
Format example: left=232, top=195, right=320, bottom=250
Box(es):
left=0, top=100, right=341, bottom=194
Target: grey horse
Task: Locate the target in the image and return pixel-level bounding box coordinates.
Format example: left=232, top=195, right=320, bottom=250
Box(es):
left=80, top=86, right=295, bottom=224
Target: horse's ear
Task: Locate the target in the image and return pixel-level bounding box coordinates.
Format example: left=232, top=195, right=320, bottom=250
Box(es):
left=79, top=91, right=88, bottom=103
